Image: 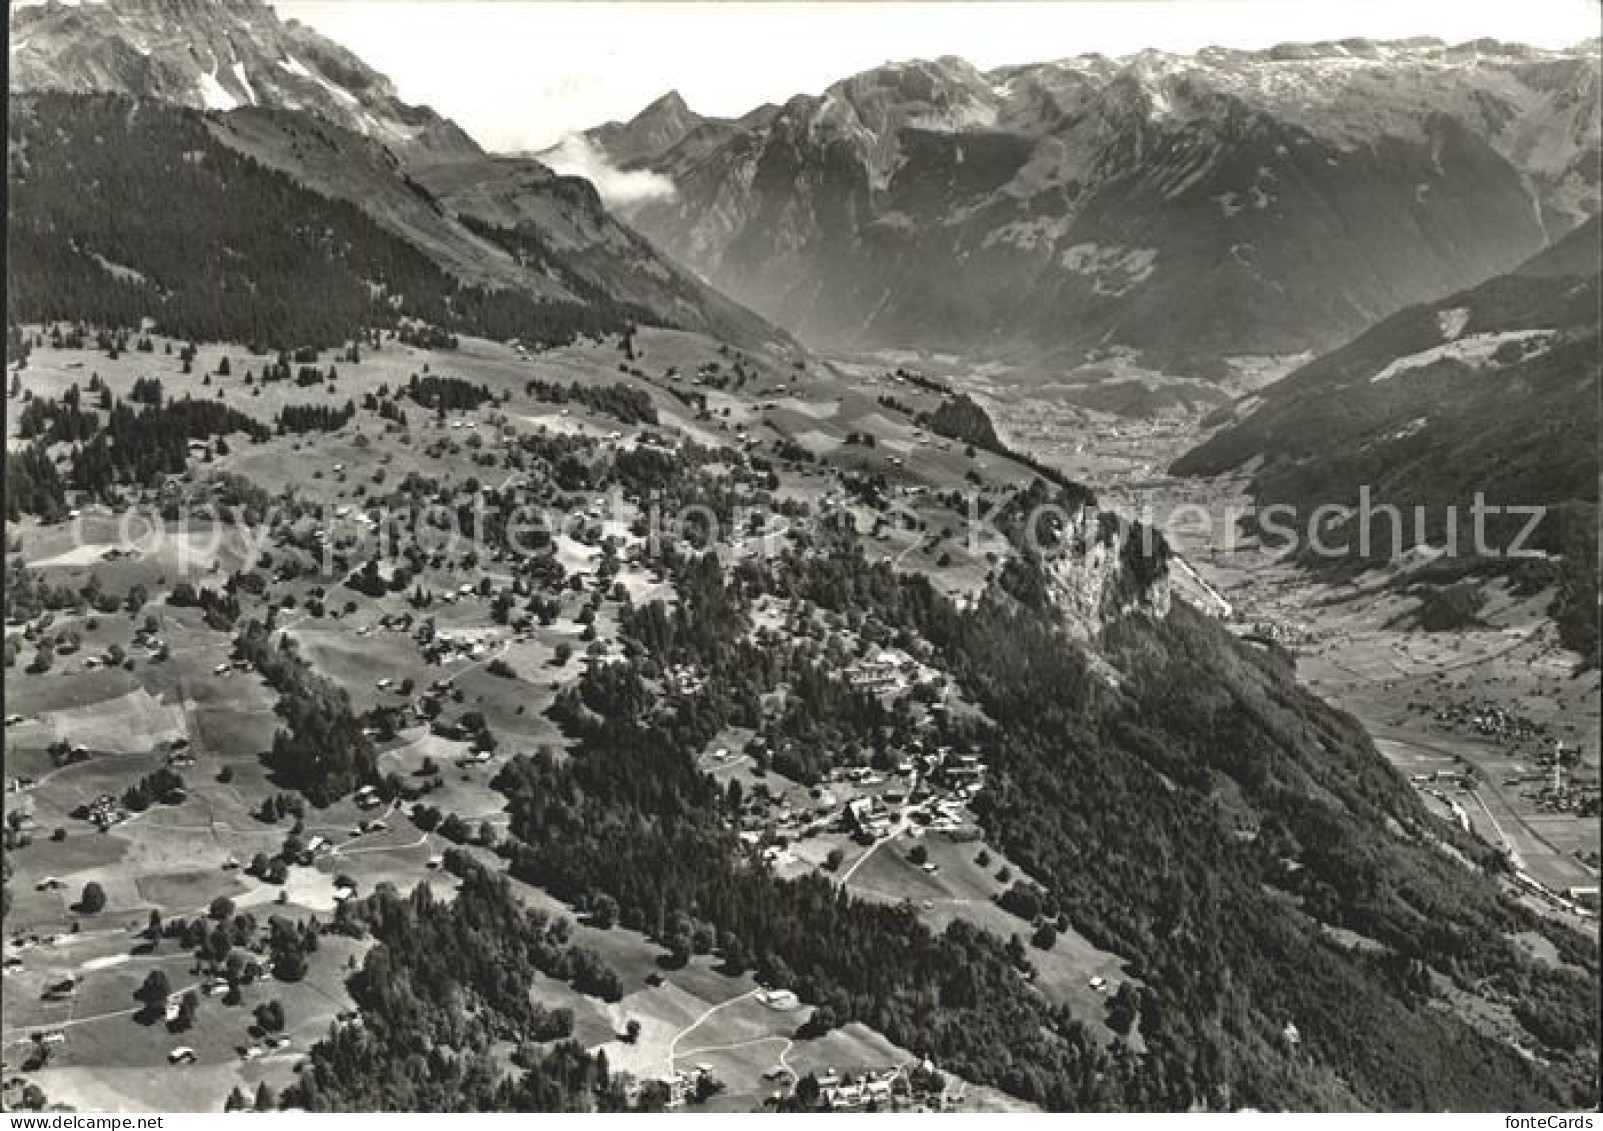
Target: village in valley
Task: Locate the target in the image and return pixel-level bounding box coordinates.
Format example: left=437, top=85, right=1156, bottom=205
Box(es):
left=3, top=315, right=1594, bottom=1113
left=1, top=302, right=1595, bottom=1116
left=5, top=0, right=1600, bottom=1113
left=2, top=323, right=1131, bottom=1113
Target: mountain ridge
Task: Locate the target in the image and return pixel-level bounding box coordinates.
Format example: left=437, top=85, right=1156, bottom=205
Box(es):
left=1171, top=217, right=1601, bottom=658
left=591, top=38, right=1599, bottom=364
left=11, top=0, right=482, bottom=160
left=8, top=0, right=799, bottom=356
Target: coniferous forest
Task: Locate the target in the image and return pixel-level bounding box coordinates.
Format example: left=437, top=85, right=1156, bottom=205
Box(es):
left=8, top=94, right=654, bottom=353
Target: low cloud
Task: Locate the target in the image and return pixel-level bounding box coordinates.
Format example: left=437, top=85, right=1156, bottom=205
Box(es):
left=540, top=134, right=676, bottom=210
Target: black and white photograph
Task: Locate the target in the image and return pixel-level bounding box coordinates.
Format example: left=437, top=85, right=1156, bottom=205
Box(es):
left=1, top=0, right=1599, bottom=1117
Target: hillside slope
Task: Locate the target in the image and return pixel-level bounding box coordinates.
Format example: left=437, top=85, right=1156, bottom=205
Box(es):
left=6, top=93, right=635, bottom=349
left=8, top=0, right=794, bottom=355
left=595, top=42, right=1599, bottom=365
left=1172, top=218, right=1600, bottom=656
left=5, top=322, right=1596, bottom=1112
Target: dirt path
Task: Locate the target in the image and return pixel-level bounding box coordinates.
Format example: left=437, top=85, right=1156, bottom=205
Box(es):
left=776, top=1038, right=797, bottom=1087
left=329, top=831, right=432, bottom=859
left=675, top=1033, right=789, bottom=1059
left=664, top=987, right=757, bottom=1077
left=3, top=979, right=203, bottom=1045
left=837, top=774, right=918, bottom=888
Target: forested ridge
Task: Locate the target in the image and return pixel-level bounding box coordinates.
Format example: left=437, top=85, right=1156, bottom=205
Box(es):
left=8, top=93, right=653, bottom=352
left=207, top=441, right=1596, bottom=1111
left=777, top=541, right=1597, bottom=1108
left=282, top=855, right=642, bottom=1112
left=373, top=532, right=1597, bottom=1111
left=6, top=385, right=274, bottom=520
left=1172, top=228, right=1601, bottom=665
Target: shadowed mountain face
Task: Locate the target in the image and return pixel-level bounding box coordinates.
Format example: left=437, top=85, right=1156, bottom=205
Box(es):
left=591, top=43, right=1600, bottom=366
left=1172, top=218, right=1601, bottom=655
left=8, top=0, right=796, bottom=355
left=1172, top=217, right=1601, bottom=493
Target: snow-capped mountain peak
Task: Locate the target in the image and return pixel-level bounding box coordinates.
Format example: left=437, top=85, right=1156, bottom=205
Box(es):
left=591, top=37, right=1599, bottom=363
left=10, top=0, right=481, bottom=158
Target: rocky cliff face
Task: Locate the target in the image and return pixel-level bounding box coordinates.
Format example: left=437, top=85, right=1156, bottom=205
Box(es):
left=592, top=41, right=1600, bottom=366
left=1046, top=527, right=1173, bottom=630
left=1010, top=507, right=1173, bottom=631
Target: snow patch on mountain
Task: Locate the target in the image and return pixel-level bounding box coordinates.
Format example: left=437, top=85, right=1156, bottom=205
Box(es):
left=297, top=60, right=360, bottom=106
left=983, top=215, right=1071, bottom=251
left=197, top=69, right=238, bottom=112
left=1059, top=243, right=1158, bottom=293
left=1158, top=150, right=1219, bottom=200
left=231, top=60, right=257, bottom=106
left=86, top=250, right=147, bottom=286
left=1390, top=416, right=1431, bottom=440
left=1369, top=329, right=1555, bottom=382
left=1003, top=136, right=1094, bottom=198
left=588, top=35, right=1596, bottom=358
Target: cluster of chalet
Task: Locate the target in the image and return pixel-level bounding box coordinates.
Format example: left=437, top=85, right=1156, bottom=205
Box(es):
left=235, top=1033, right=293, bottom=1063
left=85, top=792, right=128, bottom=830
left=844, top=648, right=942, bottom=696
left=131, top=621, right=170, bottom=660
left=842, top=747, right=986, bottom=842
left=1426, top=697, right=1598, bottom=817
left=625, top=1064, right=720, bottom=1109
left=1238, top=618, right=1316, bottom=647
left=292, top=835, right=334, bottom=867
left=663, top=663, right=706, bottom=697
left=1434, top=697, right=1553, bottom=745
left=820, top=1067, right=898, bottom=1110
left=730, top=741, right=988, bottom=866
left=1512, top=868, right=1598, bottom=921
left=801, top=1061, right=959, bottom=1112
left=846, top=652, right=905, bottom=693
left=165, top=737, right=195, bottom=768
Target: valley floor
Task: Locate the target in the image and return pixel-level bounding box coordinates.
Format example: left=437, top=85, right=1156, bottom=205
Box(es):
left=943, top=351, right=1601, bottom=925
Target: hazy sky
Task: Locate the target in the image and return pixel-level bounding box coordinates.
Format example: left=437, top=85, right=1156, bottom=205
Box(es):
left=276, top=1, right=1601, bottom=152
